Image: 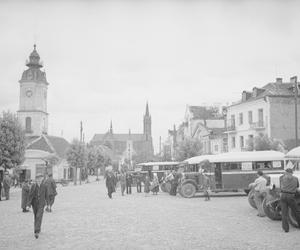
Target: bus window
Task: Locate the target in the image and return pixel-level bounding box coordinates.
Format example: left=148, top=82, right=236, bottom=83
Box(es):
left=253, top=161, right=272, bottom=170
left=222, top=162, right=242, bottom=171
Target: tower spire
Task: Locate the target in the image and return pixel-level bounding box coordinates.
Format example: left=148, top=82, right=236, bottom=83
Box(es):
left=145, top=102, right=150, bottom=116
left=110, top=120, right=113, bottom=134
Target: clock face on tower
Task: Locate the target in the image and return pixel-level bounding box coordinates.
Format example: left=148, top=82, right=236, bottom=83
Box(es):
left=26, top=90, right=33, bottom=98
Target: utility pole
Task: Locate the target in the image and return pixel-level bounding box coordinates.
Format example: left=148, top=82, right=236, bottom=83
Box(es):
left=79, top=121, right=83, bottom=185
left=159, top=136, right=162, bottom=158
left=291, top=76, right=298, bottom=147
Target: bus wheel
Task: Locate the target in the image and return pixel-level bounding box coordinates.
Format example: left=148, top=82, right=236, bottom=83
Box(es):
left=180, top=183, right=196, bottom=198
left=248, top=189, right=257, bottom=209
left=165, top=182, right=171, bottom=193
left=288, top=198, right=300, bottom=228
left=262, top=196, right=281, bottom=220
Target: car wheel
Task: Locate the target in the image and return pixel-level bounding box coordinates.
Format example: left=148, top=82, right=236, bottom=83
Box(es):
left=160, top=183, right=166, bottom=192
left=165, top=182, right=171, bottom=193
left=262, top=196, right=281, bottom=220
left=248, top=189, right=257, bottom=209
left=180, top=183, right=196, bottom=198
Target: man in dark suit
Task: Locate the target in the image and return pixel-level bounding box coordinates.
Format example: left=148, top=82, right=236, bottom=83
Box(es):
left=44, top=173, right=57, bottom=212
left=27, top=174, right=48, bottom=239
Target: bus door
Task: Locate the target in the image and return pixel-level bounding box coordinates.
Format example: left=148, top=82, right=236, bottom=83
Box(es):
left=214, top=163, right=223, bottom=189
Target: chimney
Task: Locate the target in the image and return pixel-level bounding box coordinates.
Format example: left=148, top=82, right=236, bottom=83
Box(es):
left=242, top=91, right=252, bottom=101
left=290, top=76, right=297, bottom=84
left=276, top=78, right=283, bottom=84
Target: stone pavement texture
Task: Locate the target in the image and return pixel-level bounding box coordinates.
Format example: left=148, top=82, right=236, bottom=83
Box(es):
left=0, top=179, right=299, bottom=250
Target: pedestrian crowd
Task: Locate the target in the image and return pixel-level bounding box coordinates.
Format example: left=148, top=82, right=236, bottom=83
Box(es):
left=104, top=168, right=183, bottom=199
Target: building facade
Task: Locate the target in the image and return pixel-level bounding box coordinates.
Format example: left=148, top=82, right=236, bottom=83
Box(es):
left=225, top=78, right=300, bottom=152
left=90, top=103, right=154, bottom=167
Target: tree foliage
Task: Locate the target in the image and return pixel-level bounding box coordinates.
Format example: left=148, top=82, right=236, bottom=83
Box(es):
left=87, top=145, right=112, bottom=175
left=246, top=134, right=285, bottom=152
left=0, top=111, right=26, bottom=169
left=175, top=137, right=203, bottom=161
left=66, top=139, right=87, bottom=169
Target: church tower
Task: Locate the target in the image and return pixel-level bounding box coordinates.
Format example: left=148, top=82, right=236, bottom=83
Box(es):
left=143, top=102, right=152, bottom=141
left=17, top=45, right=49, bottom=137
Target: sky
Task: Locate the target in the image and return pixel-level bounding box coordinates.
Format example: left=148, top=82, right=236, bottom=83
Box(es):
left=1, top=0, right=300, bottom=153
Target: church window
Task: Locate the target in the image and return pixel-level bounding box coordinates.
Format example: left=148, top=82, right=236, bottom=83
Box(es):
left=25, top=117, right=32, bottom=133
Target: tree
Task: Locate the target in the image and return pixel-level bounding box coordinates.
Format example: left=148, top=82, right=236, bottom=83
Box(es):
left=246, top=134, right=285, bottom=152
left=0, top=111, right=26, bottom=170
left=175, top=137, right=203, bottom=161
left=66, top=139, right=87, bottom=185
left=87, top=146, right=111, bottom=180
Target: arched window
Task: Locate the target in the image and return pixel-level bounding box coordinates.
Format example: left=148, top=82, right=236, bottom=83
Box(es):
left=25, top=117, right=32, bottom=133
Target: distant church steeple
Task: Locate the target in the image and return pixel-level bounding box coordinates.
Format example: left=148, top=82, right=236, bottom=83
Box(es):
left=143, top=102, right=152, bottom=141
left=109, top=120, right=113, bottom=134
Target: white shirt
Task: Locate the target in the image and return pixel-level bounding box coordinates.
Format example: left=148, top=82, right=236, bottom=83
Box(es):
left=254, top=176, right=267, bottom=192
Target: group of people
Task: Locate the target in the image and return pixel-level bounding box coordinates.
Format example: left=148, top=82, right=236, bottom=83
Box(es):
left=1, top=171, right=58, bottom=239
left=105, top=169, right=161, bottom=199
left=21, top=173, right=57, bottom=213
left=249, top=168, right=300, bottom=233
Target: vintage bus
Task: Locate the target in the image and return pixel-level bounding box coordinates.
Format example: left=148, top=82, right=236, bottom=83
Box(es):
left=179, top=151, right=285, bottom=198
left=136, top=161, right=179, bottom=192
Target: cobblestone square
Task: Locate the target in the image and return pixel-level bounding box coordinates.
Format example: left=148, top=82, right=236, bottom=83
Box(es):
left=0, top=180, right=299, bottom=250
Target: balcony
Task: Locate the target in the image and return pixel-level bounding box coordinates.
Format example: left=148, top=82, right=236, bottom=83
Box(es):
left=225, top=124, right=236, bottom=133
left=250, top=121, right=265, bottom=130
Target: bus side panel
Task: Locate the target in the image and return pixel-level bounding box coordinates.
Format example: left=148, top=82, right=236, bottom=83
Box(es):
left=222, top=172, right=257, bottom=190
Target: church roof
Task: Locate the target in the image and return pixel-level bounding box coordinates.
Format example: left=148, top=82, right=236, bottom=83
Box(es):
left=26, top=135, right=70, bottom=158
left=91, top=133, right=146, bottom=142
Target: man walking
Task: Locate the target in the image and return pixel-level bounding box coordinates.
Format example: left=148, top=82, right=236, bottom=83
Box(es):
left=106, top=170, right=115, bottom=199
left=45, top=174, right=57, bottom=212
left=119, top=171, right=126, bottom=196
left=279, top=168, right=300, bottom=232
left=136, top=172, right=142, bottom=193
left=3, top=172, right=11, bottom=200
left=126, top=172, right=132, bottom=194
left=249, top=170, right=267, bottom=217
left=21, top=180, right=30, bottom=212
left=27, top=174, right=48, bottom=239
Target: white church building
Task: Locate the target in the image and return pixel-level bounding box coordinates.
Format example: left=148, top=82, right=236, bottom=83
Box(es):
left=18, top=45, right=71, bottom=182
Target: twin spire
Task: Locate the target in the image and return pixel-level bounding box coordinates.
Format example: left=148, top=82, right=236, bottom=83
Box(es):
left=108, top=102, right=151, bottom=135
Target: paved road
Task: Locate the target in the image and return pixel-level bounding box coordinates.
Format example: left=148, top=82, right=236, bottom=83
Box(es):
left=0, top=180, right=299, bottom=250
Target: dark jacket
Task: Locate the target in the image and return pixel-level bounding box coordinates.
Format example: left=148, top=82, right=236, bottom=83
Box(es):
left=3, top=176, right=11, bottom=190
left=106, top=174, right=116, bottom=193
left=21, top=182, right=30, bottom=208
left=280, top=173, right=299, bottom=194
left=28, top=182, right=48, bottom=208
left=45, top=177, right=57, bottom=196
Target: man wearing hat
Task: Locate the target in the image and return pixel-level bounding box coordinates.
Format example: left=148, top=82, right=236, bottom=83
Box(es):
left=27, top=174, right=48, bottom=239
left=3, top=172, right=11, bottom=200
left=279, top=168, right=300, bottom=232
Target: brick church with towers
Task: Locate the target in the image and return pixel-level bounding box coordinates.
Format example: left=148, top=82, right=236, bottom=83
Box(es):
left=17, top=45, right=70, bottom=181
left=90, top=103, right=154, bottom=167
